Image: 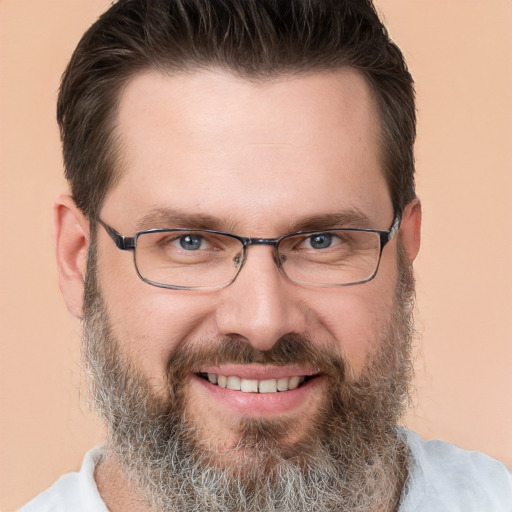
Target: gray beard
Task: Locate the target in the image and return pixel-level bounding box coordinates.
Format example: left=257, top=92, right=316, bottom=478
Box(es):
left=81, top=239, right=416, bottom=512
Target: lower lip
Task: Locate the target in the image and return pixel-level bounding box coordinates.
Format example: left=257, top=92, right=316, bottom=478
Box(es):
left=190, top=373, right=324, bottom=417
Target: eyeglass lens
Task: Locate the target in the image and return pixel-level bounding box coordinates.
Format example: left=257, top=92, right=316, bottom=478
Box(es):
left=134, top=229, right=383, bottom=289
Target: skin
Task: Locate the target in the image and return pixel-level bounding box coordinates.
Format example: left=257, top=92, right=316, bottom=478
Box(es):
left=53, top=67, right=421, bottom=509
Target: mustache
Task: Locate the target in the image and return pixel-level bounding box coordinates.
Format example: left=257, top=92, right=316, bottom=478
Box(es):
left=167, top=334, right=347, bottom=381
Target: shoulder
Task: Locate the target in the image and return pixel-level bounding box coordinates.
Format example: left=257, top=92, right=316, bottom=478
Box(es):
left=18, top=447, right=107, bottom=512
left=400, top=429, right=512, bottom=512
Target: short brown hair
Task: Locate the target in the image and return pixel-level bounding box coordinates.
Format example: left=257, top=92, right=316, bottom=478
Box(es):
left=57, top=0, right=416, bottom=220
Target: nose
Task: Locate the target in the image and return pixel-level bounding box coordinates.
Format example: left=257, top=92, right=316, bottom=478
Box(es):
left=215, top=245, right=306, bottom=352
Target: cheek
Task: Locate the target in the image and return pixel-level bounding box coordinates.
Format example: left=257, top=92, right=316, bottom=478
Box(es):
left=308, top=261, right=397, bottom=375
left=97, top=244, right=218, bottom=382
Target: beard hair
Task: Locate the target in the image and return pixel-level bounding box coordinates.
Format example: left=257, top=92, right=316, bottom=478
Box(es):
left=81, top=236, right=416, bottom=512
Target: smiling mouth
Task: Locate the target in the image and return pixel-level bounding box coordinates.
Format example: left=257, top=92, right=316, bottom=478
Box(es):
left=197, top=372, right=318, bottom=393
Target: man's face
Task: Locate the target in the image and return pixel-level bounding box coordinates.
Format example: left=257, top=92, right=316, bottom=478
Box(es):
left=83, top=68, right=417, bottom=509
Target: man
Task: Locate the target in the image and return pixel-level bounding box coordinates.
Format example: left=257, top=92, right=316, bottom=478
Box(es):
left=19, top=0, right=511, bottom=511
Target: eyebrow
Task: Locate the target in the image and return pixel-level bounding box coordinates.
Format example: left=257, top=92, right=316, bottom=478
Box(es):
left=283, top=209, right=374, bottom=232
left=136, top=208, right=232, bottom=232
left=135, top=207, right=375, bottom=234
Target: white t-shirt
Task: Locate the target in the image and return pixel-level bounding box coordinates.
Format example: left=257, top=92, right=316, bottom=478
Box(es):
left=19, top=430, right=512, bottom=511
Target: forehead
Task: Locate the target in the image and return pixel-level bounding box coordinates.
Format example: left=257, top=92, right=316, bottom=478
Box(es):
left=104, top=68, right=392, bottom=233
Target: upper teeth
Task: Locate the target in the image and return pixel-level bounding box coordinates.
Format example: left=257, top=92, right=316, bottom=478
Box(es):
left=207, top=373, right=305, bottom=393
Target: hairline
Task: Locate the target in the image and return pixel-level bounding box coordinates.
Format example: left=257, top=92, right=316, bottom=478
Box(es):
left=95, top=63, right=395, bottom=219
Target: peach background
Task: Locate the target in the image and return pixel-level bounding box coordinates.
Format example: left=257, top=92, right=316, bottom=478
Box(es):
left=1, top=1, right=511, bottom=510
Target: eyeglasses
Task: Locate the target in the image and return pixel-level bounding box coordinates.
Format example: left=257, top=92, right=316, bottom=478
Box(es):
left=97, top=215, right=401, bottom=290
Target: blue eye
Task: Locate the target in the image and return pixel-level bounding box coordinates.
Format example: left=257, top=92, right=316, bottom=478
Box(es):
left=179, top=234, right=203, bottom=250
left=309, top=233, right=333, bottom=249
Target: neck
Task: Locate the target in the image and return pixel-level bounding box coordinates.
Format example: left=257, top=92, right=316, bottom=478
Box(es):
left=94, top=446, right=408, bottom=512
left=95, top=453, right=152, bottom=512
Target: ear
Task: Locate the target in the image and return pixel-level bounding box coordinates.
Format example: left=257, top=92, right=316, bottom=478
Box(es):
left=52, top=195, right=90, bottom=319
left=399, top=198, right=421, bottom=264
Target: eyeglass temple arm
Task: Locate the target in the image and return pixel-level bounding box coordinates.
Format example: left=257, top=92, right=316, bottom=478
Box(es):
left=389, top=213, right=402, bottom=238
left=380, top=213, right=402, bottom=249
left=96, top=218, right=136, bottom=250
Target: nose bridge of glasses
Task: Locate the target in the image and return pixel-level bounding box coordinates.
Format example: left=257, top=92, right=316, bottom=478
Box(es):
left=244, top=237, right=280, bottom=248
left=238, top=237, right=284, bottom=271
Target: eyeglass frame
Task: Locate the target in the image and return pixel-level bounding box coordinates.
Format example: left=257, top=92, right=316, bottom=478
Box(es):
left=95, top=214, right=402, bottom=290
